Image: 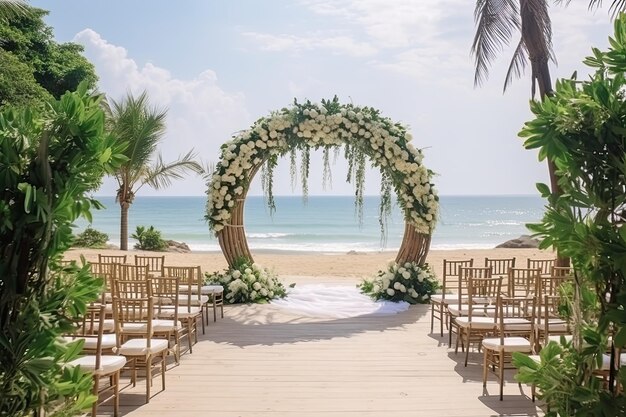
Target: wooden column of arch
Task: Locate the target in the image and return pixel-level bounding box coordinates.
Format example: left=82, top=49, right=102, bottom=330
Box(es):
left=217, top=163, right=432, bottom=267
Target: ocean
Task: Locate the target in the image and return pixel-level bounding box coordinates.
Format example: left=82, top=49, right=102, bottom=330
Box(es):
left=75, top=195, right=546, bottom=252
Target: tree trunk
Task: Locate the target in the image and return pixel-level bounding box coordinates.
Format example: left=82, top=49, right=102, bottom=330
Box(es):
left=120, top=202, right=129, bottom=251
left=521, top=0, right=569, bottom=267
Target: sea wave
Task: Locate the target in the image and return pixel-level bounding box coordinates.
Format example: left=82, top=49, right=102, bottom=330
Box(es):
left=430, top=243, right=497, bottom=250
left=247, top=232, right=291, bottom=239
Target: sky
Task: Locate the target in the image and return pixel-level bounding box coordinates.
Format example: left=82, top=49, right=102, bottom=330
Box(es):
left=32, top=0, right=615, bottom=197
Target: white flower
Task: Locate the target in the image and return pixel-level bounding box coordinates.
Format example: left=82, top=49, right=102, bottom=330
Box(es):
left=260, top=288, right=268, bottom=297
left=253, top=282, right=262, bottom=291
left=232, top=270, right=242, bottom=279
left=393, top=282, right=401, bottom=290
left=250, top=290, right=257, bottom=299
left=386, top=288, right=395, bottom=296
left=402, top=271, right=411, bottom=279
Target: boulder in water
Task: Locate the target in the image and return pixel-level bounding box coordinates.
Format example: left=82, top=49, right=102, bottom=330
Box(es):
left=496, top=235, right=540, bottom=249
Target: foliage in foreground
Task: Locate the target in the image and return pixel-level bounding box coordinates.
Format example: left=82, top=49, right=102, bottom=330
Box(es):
left=205, top=258, right=286, bottom=304
left=132, top=225, right=167, bottom=251
left=72, top=226, right=109, bottom=249
left=513, top=14, right=626, bottom=415
left=359, top=261, right=438, bottom=304
left=0, top=85, right=125, bottom=415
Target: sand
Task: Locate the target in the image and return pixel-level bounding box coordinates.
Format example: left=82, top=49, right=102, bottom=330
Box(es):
left=64, top=247, right=552, bottom=283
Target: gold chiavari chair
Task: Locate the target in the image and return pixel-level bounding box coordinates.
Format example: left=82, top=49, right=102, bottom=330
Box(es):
left=485, top=257, right=516, bottom=276
left=447, top=266, right=493, bottom=347
left=430, top=259, right=474, bottom=337
left=98, top=254, right=127, bottom=265
left=66, top=304, right=126, bottom=417
left=118, top=264, right=150, bottom=281
left=195, top=266, right=224, bottom=323
left=482, top=295, right=536, bottom=400
left=454, top=274, right=503, bottom=367
left=527, top=258, right=556, bottom=276
left=135, top=255, right=165, bottom=276
left=507, top=268, right=541, bottom=298
left=163, top=266, right=207, bottom=334
left=112, top=279, right=169, bottom=403
left=150, top=276, right=186, bottom=362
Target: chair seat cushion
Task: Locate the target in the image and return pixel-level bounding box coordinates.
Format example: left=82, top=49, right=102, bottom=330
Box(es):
left=482, top=336, right=532, bottom=352
left=122, top=319, right=181, bottom=333
left=448, top=304, right=494, bottom=317
left=502, top=318, right=532, bottom=331
left=69, top=355, right=126, bottom=375
left=118, top=338, right=169, bottom=356
left=200, top=285, right=224, bottom=295
left=455, top=316, right=497, bottom=329
left=64, top=334, right=117, bottom=351
left=177, top=295, right=209, bottom=306
left=536, top=318, right=569, bottom=332
left=156, top=307, right=202, bottom=319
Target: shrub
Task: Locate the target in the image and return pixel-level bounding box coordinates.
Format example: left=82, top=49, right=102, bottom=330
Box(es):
left=204, top=258, right=286, bottom=304
left=132, top=225, right=167, bottom=251
left=73, top=226, right=109, bottom=248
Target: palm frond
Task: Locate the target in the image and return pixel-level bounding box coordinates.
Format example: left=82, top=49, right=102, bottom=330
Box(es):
left=580, top=0, right=626, bottom=15
left=0, top=0, right=30, bottom=21
left=504, top=38, right=528, bottom=92
left=472, top=0, right=521, bottom=87
left=140, top=150, right=204, bottom=191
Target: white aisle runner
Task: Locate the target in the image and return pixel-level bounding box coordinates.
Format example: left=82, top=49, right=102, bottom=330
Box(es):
left=271, top=284, right=409, bottom=319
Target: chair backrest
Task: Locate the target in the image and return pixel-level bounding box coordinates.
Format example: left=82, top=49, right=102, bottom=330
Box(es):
left=98, top=254, right=127, bottom=264
left=465, top=275, right=503, bottom=320
left=457, top=266, right=493, bottom=307
left=135, top=255, right=165, bottom=275
left=551, top=266, right=573, bottom=277
left=496, top=295, right=536, bottom=344
left=113, top=279, right=155, bottom=340
left=163, top=265, right=201, bottom=293
left=527, top=258, right=556, bottom=276
left=89, top=262, right=118, bottom=296
left=71, top=304, right=106, bottom=364
left=118, top=264, right=149, bottom=281
left=536, top=274, right=571, bottom=298
left=484, top=257, right=515, bottom=276
left=538, top=294, right=570, bottom=343
left=151, top=276, right=181, bottom=320
left=441, top=259, right=473, bottom=299
left=507, top=268, right=541, bottom=297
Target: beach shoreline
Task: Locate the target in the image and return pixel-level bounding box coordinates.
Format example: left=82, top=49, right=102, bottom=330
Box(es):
left=65, top=247, right=552, bottom=282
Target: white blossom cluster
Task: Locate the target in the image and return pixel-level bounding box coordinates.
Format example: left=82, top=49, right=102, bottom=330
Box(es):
left=359, top=261, right=438, bottom=304
left=206, top=100, right=438, bottom=235
left=205, top=262, right=286, bottom=304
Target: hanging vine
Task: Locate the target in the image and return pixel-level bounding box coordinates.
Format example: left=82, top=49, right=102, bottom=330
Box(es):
left=322, top=146, right=332, bottom=190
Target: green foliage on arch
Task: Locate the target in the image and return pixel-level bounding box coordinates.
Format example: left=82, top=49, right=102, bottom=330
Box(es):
left=205, top=97, right=439, bottom=243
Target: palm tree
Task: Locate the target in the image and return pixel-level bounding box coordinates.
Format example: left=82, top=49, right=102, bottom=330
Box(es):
left=0, top=0, right=28, bottom=20
left=109, top=91, right=203, bottom=250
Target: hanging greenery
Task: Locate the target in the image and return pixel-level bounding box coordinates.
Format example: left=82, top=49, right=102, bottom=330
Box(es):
left=205, top=97, right=439, bottom=245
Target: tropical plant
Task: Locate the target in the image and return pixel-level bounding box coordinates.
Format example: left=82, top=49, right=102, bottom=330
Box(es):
left=512, top=14, right=626, bottom=414
left=73, top=226, right=109, bottom=249
left=131, top=225, right=167, bottom=251
left=108, top=91, right=203, bottom=250
left=0, top=0, right=29, bottom=21
left=0, top=84, right=125, bottom=415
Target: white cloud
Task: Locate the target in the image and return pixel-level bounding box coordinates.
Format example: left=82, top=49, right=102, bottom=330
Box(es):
left=242, top=31, right=377, bottom=57
left=73, top=29, right=251, bottom=195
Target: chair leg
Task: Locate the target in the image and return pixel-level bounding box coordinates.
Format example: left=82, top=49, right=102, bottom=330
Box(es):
left=113, top=371, right=120, bottom=417
left=187, top=322, right=194, bottom=354
left=464, top=330, right=471, bottom=367
left=201, top=306, right=206, bottom=334
left=439, top=305, right=444, bottom=337
left=482, top=348, right=489, bottom=387
left=146, top=354, right=152, bottom=403
left=220, top=302, right=224, bottom=318
left=499, top=351, right=505, bottom=401
left=455, top=327, right=461, bottom=354
left=430, top=304, right=435, bottom=333
left=213, top=297, right=217, bottom=322
left=91, top=375, right=99, bottom=417
left=161, top=352, right=166, bottom=392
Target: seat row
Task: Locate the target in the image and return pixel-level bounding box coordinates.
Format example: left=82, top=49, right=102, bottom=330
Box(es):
left=60, top=254, right=225, bottom=416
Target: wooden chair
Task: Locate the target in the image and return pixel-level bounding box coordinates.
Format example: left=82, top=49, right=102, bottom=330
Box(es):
left=482, top=295, right=536, bottom=400
left=66, top=304, right=126, bottom=417
left=430, top=259, right=473, bottom=337
left=454, top=275, right=503, bottom=367
left=507, top=268, right=541, bottom=298
left=118, top=264, right=150, bottom=281
left=551, top=266, right=573, bottom=277
left=526, top=258, right=556, bottom=276
left=536, top=294, right=570, bottom=350
left=195, top=266, right=224, bottom=323
left=112, top=279, right=169, bottom=403
left=98, top=254, right=127, bottom=264
left=163, top=266, right=209, bottom=333
left=447, top=266, right=493, bottom=347
left=151, top=276, right=197, bottom=359
left=485, top=257, right=516, bottom=276
left=135, top=255, right=165, bottom=276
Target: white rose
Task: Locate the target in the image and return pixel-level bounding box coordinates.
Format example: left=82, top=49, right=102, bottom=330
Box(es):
left=386, top=288, right=395, bottom=296
left=253, top=282, right=262, bottom=291
left=402, top=271, right=411, bottom=279
left=393, top=282, right=401, bottom=290
left=250, top=290, right=257, bottom=299
left=260, top=288, right=268, bottom=296
left=233, top=270, right=242, bottom=279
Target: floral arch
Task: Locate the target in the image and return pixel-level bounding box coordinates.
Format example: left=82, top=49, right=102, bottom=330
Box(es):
left=205, top=97, right=439, bottom=268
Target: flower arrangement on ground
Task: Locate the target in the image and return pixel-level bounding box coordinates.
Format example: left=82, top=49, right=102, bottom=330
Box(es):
left=204, top=259, right=286, bottom=304
left=358, top=261, right=438, bottom=304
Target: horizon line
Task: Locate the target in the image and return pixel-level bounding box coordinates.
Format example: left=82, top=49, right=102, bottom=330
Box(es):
left=92, top=193, right=540, bottom=198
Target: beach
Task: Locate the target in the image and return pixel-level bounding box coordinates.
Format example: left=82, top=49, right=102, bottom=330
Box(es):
left=65, top=247, right=551, bottom=282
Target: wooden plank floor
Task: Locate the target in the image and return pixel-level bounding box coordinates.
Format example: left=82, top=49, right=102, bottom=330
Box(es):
left=100, top=283, right=544, bottom=417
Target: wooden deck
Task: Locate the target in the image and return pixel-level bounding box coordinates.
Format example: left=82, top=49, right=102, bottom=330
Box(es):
left=101, top=283, right=543, bottom=417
